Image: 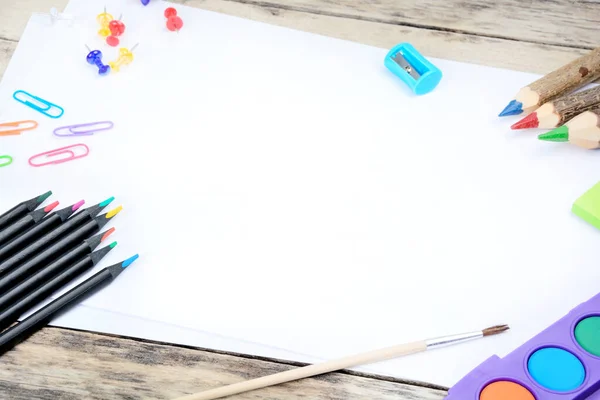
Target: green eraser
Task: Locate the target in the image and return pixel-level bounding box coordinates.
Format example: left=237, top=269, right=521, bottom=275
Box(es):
left=573, top=181, right=600, bottom=230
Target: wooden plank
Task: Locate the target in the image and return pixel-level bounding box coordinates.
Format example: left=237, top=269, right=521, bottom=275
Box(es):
left=183, top=0, right=587, bottom=74
left=0, top=0, right=588, bottom=77
left=0, top=327, right=447, bottom=400
left=211, top=0, right=600, bottom=49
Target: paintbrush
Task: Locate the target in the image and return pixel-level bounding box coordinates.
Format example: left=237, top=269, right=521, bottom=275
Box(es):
left=173, top=325, right=509, bottom=400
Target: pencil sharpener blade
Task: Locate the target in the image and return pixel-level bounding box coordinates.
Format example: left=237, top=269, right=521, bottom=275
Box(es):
left=384, top=43, right=442, bottom=95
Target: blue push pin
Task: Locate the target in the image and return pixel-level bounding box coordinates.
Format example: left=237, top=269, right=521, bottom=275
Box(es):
left=384, top=43, right=442, bottom=95
left=141, top=0, right=150, bottom=5
left=85, top=45, right=110, bottom=76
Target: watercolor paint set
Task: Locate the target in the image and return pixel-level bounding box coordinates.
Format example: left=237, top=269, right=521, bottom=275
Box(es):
left=447, top=291, right=600, bottom=399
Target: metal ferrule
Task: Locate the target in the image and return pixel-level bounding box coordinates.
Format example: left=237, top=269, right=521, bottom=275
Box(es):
left=425, top=331, right=483, bottom=350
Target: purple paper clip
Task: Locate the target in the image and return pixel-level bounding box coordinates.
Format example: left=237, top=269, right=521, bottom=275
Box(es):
left=53, top=121, right=113, bottom=137
left=28, top=144, right=89, bottom=167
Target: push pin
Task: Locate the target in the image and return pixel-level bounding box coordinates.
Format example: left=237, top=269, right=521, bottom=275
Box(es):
left=108, top=44, right=138, bottom=73
left=97, top=7, right=114, bottom=37
left=107, top=15, right=126, bottom=47
left=85, top=45, right=110, bottom=76
left=141, top=0, right=150, bottom=5
left=384, top=43, right=442, bottom=95
left=164, top=7, right=183, bottom=32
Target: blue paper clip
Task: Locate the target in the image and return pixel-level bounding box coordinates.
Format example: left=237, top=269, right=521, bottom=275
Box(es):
left=13, top=90, right=64, bottom=118
left=384, top=43, right=442, bottom=95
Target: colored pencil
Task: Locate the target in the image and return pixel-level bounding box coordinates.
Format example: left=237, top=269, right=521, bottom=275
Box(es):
left=539, top=108, right=600, bottom=149
left=0, top=201, right=59, bottom=248
left=173, top=325, right=510, bottom=400
left=0, top=209, right=121, bottom=291
left=0, top=243, right=116, bottom=332
left=511, top=85, right=600, bottom=130
left=0, top=198, right=114, bottom=277
left=0, top=191, right=52, bottom=231
left=499, top=47, right=600, bottom=117
left=0, top=254, right=139, bottom=356
left=0, top=201, right=84, bottom=261
left=0, top=230, right=115, bottom=311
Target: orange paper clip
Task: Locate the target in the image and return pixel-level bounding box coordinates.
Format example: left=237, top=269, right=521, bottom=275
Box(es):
left=0, top=120, right=38, bottom=136
left=28, top=144, right=89, bottom=167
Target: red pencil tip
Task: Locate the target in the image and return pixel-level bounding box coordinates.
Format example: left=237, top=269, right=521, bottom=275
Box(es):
left=101, top=227, right=116, bottom=242
left=44, top=201, right=59, bottom=213
left=511, top=112, right=539, bottom=130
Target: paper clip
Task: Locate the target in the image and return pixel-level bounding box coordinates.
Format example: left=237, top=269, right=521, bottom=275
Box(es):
left=28, top=144, right=89, bottom=167
left=0, top=155, right=13, bottom=168
left=13, top=90, right=64, bottom=119
left=54, top=121, right=113, bottom=137
left=0, top=120, right=38, bottom=136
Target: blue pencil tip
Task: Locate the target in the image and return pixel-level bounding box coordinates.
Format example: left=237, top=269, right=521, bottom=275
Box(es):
left=499, top=100, right=523, bottom=117
left=122, top=254, right=139, bottom=268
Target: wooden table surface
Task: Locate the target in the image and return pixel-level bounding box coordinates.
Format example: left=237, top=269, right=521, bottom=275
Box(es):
left=0, top=1, right=598, bottom=399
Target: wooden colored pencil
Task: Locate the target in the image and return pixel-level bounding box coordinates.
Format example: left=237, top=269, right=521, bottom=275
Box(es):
left=0, top=198, right=114, bottom=279
left=0, top=191, right=52, bottom=231
left=0, top=229, right=115, bottom=312
left=0, top=243, right=116, bottom=332
left=0, top=201, right=59, bottom=248
left=512, top=85, right=600, bottom=130
left=172, top=325, right=510, bottom=400
left=0, top=201, right=84, bottom=261
left=0, top=255, right=139, bottom=355
left=499, top=47, right=600, bottom=117
left=0, top=209, right=121, bottom=292
left=539, top=108, right=600, bottom=149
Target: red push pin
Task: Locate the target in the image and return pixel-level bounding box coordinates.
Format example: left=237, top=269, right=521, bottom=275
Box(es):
left=164, top=7, right=183, bottom=32
left=107, top=14, right=126, bottom=47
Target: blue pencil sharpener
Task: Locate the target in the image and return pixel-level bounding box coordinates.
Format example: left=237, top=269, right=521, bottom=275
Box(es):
left=384, top=43, right=442, bottom=95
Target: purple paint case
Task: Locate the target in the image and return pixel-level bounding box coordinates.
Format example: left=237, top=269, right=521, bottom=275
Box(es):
left=446, top=292, right=600, bottom=400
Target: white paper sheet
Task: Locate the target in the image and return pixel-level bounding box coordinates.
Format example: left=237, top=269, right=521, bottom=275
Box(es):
left=2, top=0, right=600, bottom=388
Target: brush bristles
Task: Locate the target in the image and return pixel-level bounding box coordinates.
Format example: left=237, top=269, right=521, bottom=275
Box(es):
left=482, top=325, right=510, bottom=337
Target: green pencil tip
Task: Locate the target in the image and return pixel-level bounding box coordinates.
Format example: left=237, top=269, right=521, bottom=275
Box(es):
left=100, top=196, right=115, bottom=207
left=539, top=126, right=569, bottom=142
left=110, top=241, right=117, bottom=249
left=37, top=190, right=53, bottom=203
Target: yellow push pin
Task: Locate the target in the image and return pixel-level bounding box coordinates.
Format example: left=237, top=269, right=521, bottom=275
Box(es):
left=97, top=6, right=114, bottom=37
left=108, top=44, right=138, bottom=72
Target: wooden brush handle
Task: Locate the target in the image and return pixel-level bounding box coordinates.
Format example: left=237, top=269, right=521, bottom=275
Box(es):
left=554, top=85, right=600, bottom=124
left=174, top=341, right=427, bottom=400
left=529, top=47, right=600, bottom=104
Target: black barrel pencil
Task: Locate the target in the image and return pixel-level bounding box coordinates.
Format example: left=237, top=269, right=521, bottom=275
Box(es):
left=0, top=201, right=84, bottom=261
left=0, top=230, right=116, bottom=309
left=0, top=191, right=52, bottom=231
left=0, top=201, right=59, bottom=248
left=0, top=198, right=115, bottom=275
left=0, top=254, right=139, bottom=356
left=0, top=208, right=121, bottom=291
left=0, top=243, right=116, bottom=332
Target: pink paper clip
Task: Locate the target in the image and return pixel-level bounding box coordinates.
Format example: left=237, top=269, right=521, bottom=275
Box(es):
left=28, top=144, right=89, bottom=167
left=53, top=121, right=113, bottom=137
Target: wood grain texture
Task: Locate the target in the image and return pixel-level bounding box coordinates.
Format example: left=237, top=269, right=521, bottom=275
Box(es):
left=205, top=0, right=600, bottom=49
left=0, top=0, right=593, bottom=76
left=0, top=327, right=447, bottom=400
left=528, top=47, right=600, bottom=106
left=553, top=85, right=600, bottom=125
